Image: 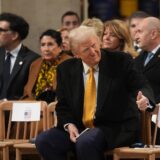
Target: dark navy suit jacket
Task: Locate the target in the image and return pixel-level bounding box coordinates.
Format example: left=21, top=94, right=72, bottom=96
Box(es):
left=135, top=48, right=160, bottom=103
left=0, top=45, right=39, bottom=100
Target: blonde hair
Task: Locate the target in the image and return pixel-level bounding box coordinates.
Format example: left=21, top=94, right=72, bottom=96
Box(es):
left=104, top=19, right=138, bottom=58
left=81, top=18, right=104, bottom=40
left=69, top=26, right=100, bottom=55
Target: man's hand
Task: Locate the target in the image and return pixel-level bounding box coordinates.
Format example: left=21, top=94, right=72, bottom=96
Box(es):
left=67, top=123, right=79, bottom=143
left=136, top=91, right=149, bottom=111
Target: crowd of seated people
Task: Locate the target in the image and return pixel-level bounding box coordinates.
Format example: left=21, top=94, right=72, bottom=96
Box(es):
left=35, top=25, right=156, bottom=160
left=0, top=9, right=160, bottom=160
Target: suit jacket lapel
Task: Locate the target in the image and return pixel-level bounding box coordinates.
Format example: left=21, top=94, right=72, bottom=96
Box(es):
left=144, top=48, right=160, bottom=71
left=8, top=46, right=27, bottom=87
left=70, top=59, right=84, bottom=118
left=0, top=51, right=5, bottom=90
left=0, top=51, right=5, bottom=77
left=97, top=53, right=112, bottom=110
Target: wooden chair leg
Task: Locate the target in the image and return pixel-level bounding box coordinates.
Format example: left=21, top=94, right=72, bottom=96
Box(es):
left=2, top=147, right=9, bottom=160
left=113, top=153, right=120, bottom=160
left=0, top=151, right=2, bottom=160
left=16, top=148, right=21, bottom=160
left=148, top=153, right=155, bottom=160
left=6, top=147, right=9, bottom=160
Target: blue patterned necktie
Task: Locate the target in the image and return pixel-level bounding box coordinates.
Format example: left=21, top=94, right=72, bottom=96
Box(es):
left=144, top=52, right=154, bottom=66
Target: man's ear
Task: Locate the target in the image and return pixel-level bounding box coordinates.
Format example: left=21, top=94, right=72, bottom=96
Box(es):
left=151, top=29, right=158, bottom=40
left=12, top=32, right=19, bottom=41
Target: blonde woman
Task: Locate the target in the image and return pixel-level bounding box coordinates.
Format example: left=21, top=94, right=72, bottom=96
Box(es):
left=81, top=17, right=104, bottom=41
left=102, top=19, right=138, bottom=58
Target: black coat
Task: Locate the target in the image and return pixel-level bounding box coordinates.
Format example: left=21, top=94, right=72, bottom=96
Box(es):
left=135, top=48, right=160, bottom=103
left=56, top=50, right=155, bottom=149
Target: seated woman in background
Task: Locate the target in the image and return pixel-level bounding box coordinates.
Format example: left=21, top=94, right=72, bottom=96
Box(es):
left=81, top=17, right=104, bottom=42
left=102, top=19, right=138, bottom=58
left=59, top=27, right=73, bottom=56
left=22, top=29, right=72, bottom=103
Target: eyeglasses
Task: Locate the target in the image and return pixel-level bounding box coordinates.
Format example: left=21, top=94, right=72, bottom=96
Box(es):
left=0, top=27, right=11, bottom=32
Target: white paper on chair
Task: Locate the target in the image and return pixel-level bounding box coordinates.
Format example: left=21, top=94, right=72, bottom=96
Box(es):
left=11, top=102, right=41, bottom=121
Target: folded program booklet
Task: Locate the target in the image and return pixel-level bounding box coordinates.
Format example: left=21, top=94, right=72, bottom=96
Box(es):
left=76, top=128, right=90, bottom=139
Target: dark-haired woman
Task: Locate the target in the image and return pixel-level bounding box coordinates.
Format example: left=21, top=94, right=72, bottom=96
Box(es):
left=22, top=29, right=72, bottom=103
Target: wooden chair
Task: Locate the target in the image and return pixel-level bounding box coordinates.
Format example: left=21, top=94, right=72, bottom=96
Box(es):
left=113, top=104, right=160, bottom=160
left=46, top=102, right=160, bottom=160
left=46, top=101, right=57, bottom=129
left=46, top=101, right=75, bottom=160
left=0, top=100, right=47, bottom=160
left=14, top=101, right=58, bottom=160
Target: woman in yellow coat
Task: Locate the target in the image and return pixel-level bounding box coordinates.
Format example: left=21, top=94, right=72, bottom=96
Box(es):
left=22, top=29, right=72, bottom=103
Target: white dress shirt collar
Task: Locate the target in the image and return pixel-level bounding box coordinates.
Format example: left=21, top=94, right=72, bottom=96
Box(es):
left=5, top=43, right=22, bottom=58
left=150, top=44, right=160, bottom=55
left=82, top=62, right=99, bottom=74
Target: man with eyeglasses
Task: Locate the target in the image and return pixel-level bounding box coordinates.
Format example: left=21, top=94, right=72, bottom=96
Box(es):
left=61, top=11, right=80, bottom=31
left=0, top=12, right=39, bottom=100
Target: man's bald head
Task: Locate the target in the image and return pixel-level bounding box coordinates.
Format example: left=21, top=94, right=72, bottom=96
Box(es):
left=135, top=17, right=160, bottom=51
left=141, top=17, right=160, bottom=33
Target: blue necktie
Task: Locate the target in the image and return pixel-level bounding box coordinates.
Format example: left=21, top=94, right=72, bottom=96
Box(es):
left=144, top=52, right=154, bottom=66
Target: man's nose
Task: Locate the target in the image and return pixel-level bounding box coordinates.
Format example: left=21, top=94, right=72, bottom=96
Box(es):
left=89, top=47, right=95, bottom=55
left=68, top=23, right=75, bottom=30
left=44, top=45, right=50, bottom=51
left=135, top=33, right=139, bottom=41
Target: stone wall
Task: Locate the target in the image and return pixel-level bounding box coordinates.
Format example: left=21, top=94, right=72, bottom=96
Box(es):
left=0, top=0, right=80, bottom=53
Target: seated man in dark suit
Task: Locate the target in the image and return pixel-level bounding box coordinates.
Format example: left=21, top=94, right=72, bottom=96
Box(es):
left=35, top=26, right=155, bottom=160
left=0, top=12, right=39, bottom=100
left=135, top=16, right=160, bottom=144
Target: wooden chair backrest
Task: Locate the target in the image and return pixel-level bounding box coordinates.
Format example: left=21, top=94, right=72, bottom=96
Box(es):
left=47, top=101, right=57, bottom=129
left=140, top=110, right=152, bottom=145
left=141, top=104, right=160, bottom=146
left=0, top=101, right=47, bottom=140
left=151, top=103, right=160, bottom=146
